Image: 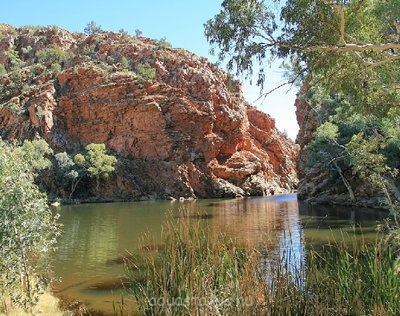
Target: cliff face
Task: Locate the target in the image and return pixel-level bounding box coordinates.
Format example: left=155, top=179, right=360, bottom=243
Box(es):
left=0, top=25, right=298, bottom=200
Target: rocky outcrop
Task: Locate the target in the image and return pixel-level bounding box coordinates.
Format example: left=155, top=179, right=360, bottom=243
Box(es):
left=294, top=82, right=319, bottom=180
left=0, top=25, right=298, bottom=200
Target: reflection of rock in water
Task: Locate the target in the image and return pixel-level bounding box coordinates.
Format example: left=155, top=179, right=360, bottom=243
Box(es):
left=87, top=277, right=131, bottom=291
left=207, top=195, right=300, bottom=247
left=206, top=194, right=306, bottom=288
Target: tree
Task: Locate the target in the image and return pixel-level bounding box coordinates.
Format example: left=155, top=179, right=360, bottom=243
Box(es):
left=0, top=140, right=60, bottom=310
left=135, top=29, right=143, bottom=37
left=17, top=139, right=53, bottom=172
left=74, top=143, right=117, bottom=194
left=305, top=122, right=353, bottom=200
left=84, top=20, right=103, bottom=35
left=205, top=1, right=400, bottom=246
left=205, top=0, right=400, bottom=90
left=54, top=152, right=82, bottom=199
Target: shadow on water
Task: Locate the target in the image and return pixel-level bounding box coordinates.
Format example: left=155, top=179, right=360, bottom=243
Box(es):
left=52, top=194, right=388, bottom=314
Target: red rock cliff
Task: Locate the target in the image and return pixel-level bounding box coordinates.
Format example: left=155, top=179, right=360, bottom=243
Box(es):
left=0, top=25, right=298, bottom=200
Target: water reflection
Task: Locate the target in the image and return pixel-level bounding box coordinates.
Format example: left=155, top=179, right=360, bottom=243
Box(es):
left=56, top=204, right=119, bottom=276
left=52, top=194, right=385, bottom=314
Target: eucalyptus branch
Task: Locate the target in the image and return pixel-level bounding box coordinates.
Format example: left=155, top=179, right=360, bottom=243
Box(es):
left=252, top=68, right=306, bottom=103
left=331, top=3, right=346, bottom=46
left=284, top=42, right=400, bottom=54
left=354, top=51, right=400, bottom=68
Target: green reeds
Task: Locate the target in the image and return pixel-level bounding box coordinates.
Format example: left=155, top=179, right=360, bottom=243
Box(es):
left=126, top=213, right=269, bottom=315
left=126, top=210, right=400, bottom=316
left=306, top=233, right=400, bottom=315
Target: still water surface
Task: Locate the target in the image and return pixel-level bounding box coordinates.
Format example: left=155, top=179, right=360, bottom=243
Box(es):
left=51, top=194, right=388, bottom=314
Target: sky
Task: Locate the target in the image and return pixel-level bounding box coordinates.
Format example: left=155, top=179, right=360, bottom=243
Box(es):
left=1, top=0, right=299, bottom=139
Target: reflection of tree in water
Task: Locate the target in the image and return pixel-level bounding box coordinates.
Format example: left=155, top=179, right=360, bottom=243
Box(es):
left=54, top=204, right=118, bottom=277
left=298, top=200, right=387, bottom=247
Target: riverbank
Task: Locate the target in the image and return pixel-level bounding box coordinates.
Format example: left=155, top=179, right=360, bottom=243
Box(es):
left=1, top=290, right=66, bottom=316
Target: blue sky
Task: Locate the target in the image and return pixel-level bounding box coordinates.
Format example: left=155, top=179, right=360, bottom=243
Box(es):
left=1, top=0, right=299, bottom=139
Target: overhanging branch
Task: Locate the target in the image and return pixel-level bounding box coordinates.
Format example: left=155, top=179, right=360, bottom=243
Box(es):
left=283, top=42, right=400, bottom=54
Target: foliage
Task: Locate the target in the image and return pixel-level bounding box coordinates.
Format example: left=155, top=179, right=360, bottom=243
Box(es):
left=205, top=0, right=400, bottom=210
left=0, top=139, right=60, bottom=311
left=36, top=44, right=75, bottom=69
left=205, top=0, right=400, bottom=91
left=0, top=63, right=6, bottom=76
left=74, top=143, right=117, bottom=194
left=84, top=21, right=103, bottom=35
left=119, top=28, right=128, bottom=35
left=54, top=144, right=117, bottom=198
left=17, top=139, right=53, bottom=172
left=4, top=48, right=25, bottom=70
left=54, top=152, right=82, bottom=199
left=135, top=29, right=143, bottom=37
left=157, top=37, right=172, bottom=49
left=120, top=56, right=130, bottom=71
left=135, top=63, right=156, bottom=84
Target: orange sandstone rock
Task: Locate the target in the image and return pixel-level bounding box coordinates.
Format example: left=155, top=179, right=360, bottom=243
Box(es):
left=0, top=26, right=298, bottom=200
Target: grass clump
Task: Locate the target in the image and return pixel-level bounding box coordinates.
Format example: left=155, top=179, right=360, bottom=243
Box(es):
left=306, top=235, right=400, bottom=315
left=126, top=211, right=400, bottom=316
left=127, top=212, right=269, bottom=315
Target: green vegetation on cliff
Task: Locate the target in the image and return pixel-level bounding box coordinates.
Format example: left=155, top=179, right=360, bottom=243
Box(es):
left=0, top=22, right=299, bottom=200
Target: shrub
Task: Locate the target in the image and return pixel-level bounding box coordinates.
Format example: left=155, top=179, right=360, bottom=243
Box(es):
left=5, top=48, right=25, bottom=70
left=51, top=62, right=62, bottom=74
left=0, top=63, right=6, bottom=76
left=0, top=140, right=60, bottom=311
left=36, top=44, right=75, bottom=69
left=81, top=44, right=97, bottom=57
left=120, top=56, right=130, bottom=71
left=157, top=37, right=172, bottom=49
left=135, top=63, right=156, bottom=84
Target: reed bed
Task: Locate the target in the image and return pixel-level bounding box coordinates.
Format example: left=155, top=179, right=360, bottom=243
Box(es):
left=125, top=211, right=400, bottom=316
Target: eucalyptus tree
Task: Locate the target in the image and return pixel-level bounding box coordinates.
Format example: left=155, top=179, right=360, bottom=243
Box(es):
left=205, top=0, right=399, bottom=91
left=55, top=151, right=82, bottom=199
left=84, top=20, right=103, bottom=35
left=54, top=144, right=117, bottom=199
left=205, top=0, right=400, bottom=214
left=74, top=143, right=117, bottom=195
left=0, top=140, right=60, bottom=310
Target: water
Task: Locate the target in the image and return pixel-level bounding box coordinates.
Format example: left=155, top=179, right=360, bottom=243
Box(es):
left=51, top=194, right=388, bottom=314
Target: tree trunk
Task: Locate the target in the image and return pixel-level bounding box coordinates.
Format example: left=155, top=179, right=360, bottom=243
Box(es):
left=333, top=161, right=356, bottom=202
